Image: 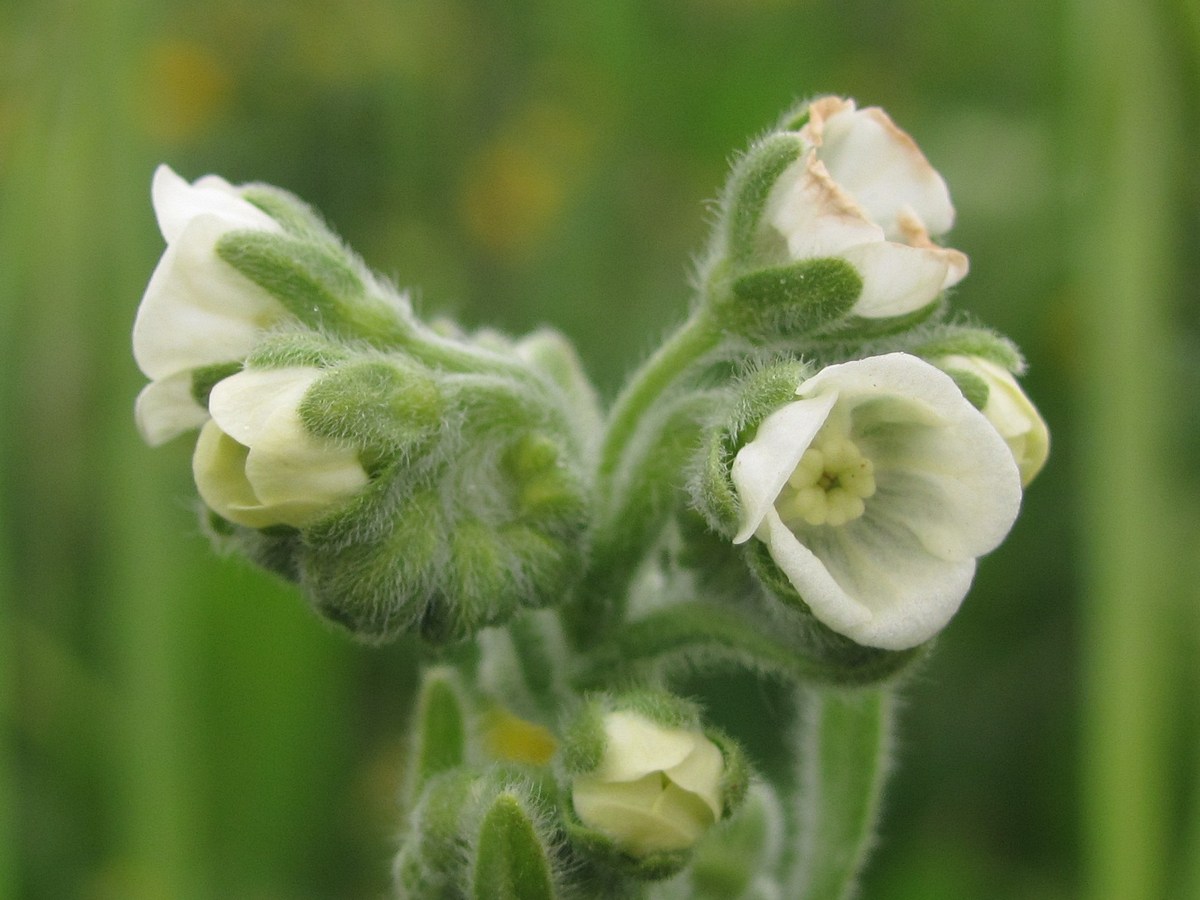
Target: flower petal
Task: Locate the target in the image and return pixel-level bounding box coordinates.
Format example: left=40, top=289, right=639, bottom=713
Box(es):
left=731, top=391, right=838, bottom=543
left=664, top=736, right=724, bottom=820
left=132, top=215, right=287, bottom=380
left=767, top=153, right=885, bottom=260
left=244, top=404, right=367, bottom=519
left=815, top=106, right=956, bottom=240
left=134, top=372, right=208, bottom=446
left=572, top=774, right=710, bottom=853
left=784, top=509, right=978, bottom=649
left=595, top=711, right=699, bottom=783
left=839, top=241, right=950, bottom=318
left=152, top=164, right=280, bottom=245
left=207, top=367, right=320, bottom=445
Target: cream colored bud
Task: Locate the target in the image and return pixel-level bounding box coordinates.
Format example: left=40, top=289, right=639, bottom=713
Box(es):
left=571, top=711, right=724, bottom=856
left=192, top=367, right=368, bottom=529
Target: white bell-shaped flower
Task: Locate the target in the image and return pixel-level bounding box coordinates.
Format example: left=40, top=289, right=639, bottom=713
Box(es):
left=766, top=97, right=968, bottom=319
left=133, top=165, right=287, bottom=446
left=934, top=354, right=1049, bottom=487
left=731, top=353, right=1021, bottom=650
left=192, top=367, right=369, bottom=529
left=571, top=711, right=724, bottom=856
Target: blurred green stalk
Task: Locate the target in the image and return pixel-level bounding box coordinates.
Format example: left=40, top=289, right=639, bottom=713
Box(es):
left=1068, top=2, right=1183, bottom=899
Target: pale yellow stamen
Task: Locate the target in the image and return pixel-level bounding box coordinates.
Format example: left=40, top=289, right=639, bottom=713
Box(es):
left=776, top=429, right=876, bottom=527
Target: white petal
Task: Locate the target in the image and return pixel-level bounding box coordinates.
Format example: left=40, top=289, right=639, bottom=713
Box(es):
left=790, top=510, right=977, bottom=649
left=840, top=242, right=950, bottom=318
left=731, top=392, right=838, bottom=543
left=767, top=153, right=885, bottom=260
left=192, top=419, right=280, bottom=529
left=207, top=367, right=321, bottom=445
left=244, top=405, right=367, bottom=517
left=664, top=736, right=724, bottom=820
left=152, top=164, right=280, bottom=244
left=573, top=774, right=709, bottom=853
left=597, top=711, right=698, bottom=783
left=816, top=107, right=956, bottom=240
left=134, top=373, right=209, bottom=446
left=132, top=215, right=286, bottom=380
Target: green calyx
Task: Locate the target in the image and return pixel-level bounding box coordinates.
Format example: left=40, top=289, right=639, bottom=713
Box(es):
left=692, top=358, right=811, bottom=536
left=720, top=257, right=864, bottom=341
left=217, top=230, right=409, bottom=347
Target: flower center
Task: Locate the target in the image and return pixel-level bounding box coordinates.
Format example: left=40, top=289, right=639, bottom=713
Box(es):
left=775, top=430, right=876, bottom=527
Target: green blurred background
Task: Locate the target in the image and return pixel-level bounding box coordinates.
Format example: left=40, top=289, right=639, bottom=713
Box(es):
left=2, top=0, right=1197, bottom=897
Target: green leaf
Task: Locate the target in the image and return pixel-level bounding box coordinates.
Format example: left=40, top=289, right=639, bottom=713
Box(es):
left=472, top=794, right=556, bottom=900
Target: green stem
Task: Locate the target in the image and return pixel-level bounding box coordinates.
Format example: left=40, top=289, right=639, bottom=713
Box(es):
left=597, top=308, right=722, bottom=485
left=572, top=603, right=922, bottom=690
left=787, top=687, right=894, bottom=900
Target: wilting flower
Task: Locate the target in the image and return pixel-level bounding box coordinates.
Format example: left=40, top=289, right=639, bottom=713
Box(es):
left=133, top=164, right=287, bottom=445
left=192, top=366, right=368, bottom=529
left=766, top=96, right=968, bottom=319
left=571, top=711, right=725, bottom=856
left=933, top=354, right=1049, bottom=487
left=731, top=353, right=1021, bottom=650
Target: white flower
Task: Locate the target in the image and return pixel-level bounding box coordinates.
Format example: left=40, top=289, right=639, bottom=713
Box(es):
left=571, top=711, right=724, bottom=856
left=933, top=354, right=1049, bottom=487
left=133, top=164, right=287, bottom=446
left=192, top=367, right=369, bottom=529
left=731, top=353, right=1021, bottom=650
left=766, top=97, right=968, bottom=319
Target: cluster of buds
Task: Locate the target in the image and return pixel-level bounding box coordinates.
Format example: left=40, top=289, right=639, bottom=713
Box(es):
left=133, top=166, right=595, bottom=643
left=133, top=96, right=1047, bottom=899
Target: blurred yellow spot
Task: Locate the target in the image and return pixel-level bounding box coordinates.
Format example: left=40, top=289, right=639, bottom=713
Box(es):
left=483, top=707, right=557, bottom=765
left=459, top=103, right=594, bottom=259
left=137, top=39, right=232, bottom=143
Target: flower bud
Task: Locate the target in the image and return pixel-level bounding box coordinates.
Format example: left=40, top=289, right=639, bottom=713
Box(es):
left=192, top=366, right=369, bottom=529
left=722, top=353, right=1022, bottom=650
left=711, top=97, right=968, bottom=338
left=765, top=97, right=968, bottom=320
left=932, top=354, right=1049, bottom=486
left=133, top=165, right=289, bottom=445
left=561, top=694, right=747, bottom=879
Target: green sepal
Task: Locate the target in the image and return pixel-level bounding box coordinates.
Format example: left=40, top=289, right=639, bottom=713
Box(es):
left=472, top=793, right=557, bottom=900
left=718, top=132, right=805, bottom=270
left=243, top=332, right=353, bottom=371
left=691, top=358, right=810, bottom=537
left=408, top=667, right=471, bottom=797
left=216, top=230, right=406, bottom=346
left=942, top=367, right=990, bottom=410
left=190, top=361, right=243, bottom=407
left=394, top=769, right=476, bottom=898
left=776, top=98, right=814, bottom=133
left=241, top=184, right=346, bottom=245
left=300, top=358, right=443, bottom=472
left=723, top=257, right=863, bottom=341
left=561, top=814, right=692, bottom=883
left=908, top=324, right=1026, bottom=372
left=688, top=783, right=785, bottom=899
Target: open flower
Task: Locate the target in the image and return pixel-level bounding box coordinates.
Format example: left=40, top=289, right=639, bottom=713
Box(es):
left=731, top=353, right=1021, bottom=650
left=571, top=711, right=725, bottom=857
left=765, top=97, right=968, bottom=319
left=133, top=165, right=287, bottom=446
left=933, top=354, right=1050, bottom=487
left=192, top=366, right=369, bottom=529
